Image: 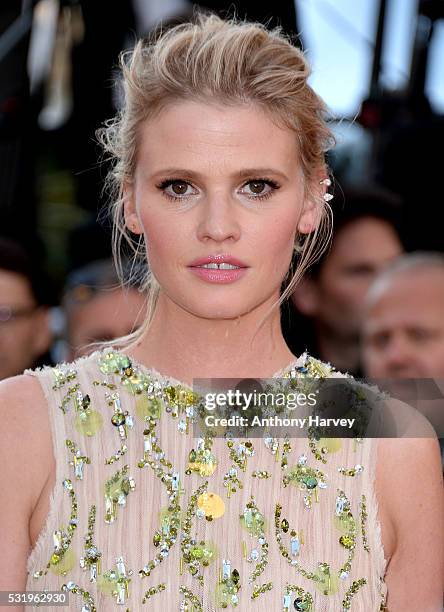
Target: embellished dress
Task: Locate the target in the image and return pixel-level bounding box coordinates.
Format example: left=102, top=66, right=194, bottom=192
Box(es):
left=25, top=348, right=388, bottom=611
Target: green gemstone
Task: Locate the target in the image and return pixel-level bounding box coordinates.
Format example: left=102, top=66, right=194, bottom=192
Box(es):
left=293, top=597, right=310, bottom=611
left=339, top=535, right=354, bottom=549
left=50, top=553, right=61, bottom=565
left=191, top=546, right=204, bottom=559
left=304, top=476, right=318, bottom=489
left=111, top=413, right=126, bottom=427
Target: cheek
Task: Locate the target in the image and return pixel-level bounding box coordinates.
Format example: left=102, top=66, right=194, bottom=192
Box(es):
left=421, top=342, right=444, bottom=363
left=146, top=231, right=176, bottom=264
left=319, top=271, right=347, bottom=304
left=329, top=275, right=364, bottom=306
left=259, top=218, right=296, bottom=264
left=140, top=210, right=186, bottom=265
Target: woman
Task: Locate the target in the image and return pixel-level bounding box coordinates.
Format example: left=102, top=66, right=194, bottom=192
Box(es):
left=1, top=13, right=442, bottom=612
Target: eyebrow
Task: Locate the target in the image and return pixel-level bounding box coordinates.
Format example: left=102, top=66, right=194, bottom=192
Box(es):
left=149, top=167, right=290, bottom=181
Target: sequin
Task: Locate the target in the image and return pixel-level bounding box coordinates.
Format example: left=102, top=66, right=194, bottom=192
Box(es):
left=197, top=491, right=225, bottom=519
left=74, top=409, right=103, bottom=437
left=135, top=395, right=164, bottom=420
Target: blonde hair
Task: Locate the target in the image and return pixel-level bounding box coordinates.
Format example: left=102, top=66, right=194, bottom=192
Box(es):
left=97, top=10, right=335, bottom=347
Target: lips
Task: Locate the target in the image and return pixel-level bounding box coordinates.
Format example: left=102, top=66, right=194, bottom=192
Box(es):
left=187, top=254, right=249, bottom=284
left=188, top=254, right=248, bottom=269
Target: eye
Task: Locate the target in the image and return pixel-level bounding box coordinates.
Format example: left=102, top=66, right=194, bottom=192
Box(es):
left=156, top=179, right=197, bottom=201
left=240, top=179, right=280, bottom=200
left=409, top=328, right=433, bottom=343
left=370, top=333, right=390, bottom=349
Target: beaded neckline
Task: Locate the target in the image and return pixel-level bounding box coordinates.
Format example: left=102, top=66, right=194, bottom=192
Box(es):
left=96, top=346, right=308, bottom=391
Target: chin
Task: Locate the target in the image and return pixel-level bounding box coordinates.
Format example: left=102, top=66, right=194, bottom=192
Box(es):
left=160, top=278, right=280, bottom=320
left=184, top=299, right=257, bottom=320
left=167, top=288, right=267, bottom=320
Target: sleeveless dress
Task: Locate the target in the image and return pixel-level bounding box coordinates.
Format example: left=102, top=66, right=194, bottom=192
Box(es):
left=25, top=348, right=388, bottom=611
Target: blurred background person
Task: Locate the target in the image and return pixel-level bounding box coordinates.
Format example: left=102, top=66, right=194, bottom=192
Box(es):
left=362, top=252, right=444, bottom=378
left=361, top=251, right=444, bottom=463
left=0, top=236, right=53, bottom=380
left=62, top=258, right=146, bottom=359
left=283, top=186, right=404, bottom=376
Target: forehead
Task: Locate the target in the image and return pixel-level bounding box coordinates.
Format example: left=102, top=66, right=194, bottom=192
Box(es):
left=0, top=269, right=33, bottom=302
left=135, top=100, right=300, bottom=178
left=332, top=217, right=400, bottom=261
left=365, top=269, right=444, bottom=327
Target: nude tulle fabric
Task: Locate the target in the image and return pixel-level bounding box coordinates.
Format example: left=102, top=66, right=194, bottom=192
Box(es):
left=25, top=350, right=388, bottom=611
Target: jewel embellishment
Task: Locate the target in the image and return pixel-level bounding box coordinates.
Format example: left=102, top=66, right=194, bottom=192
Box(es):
left=215, top=559, right=241, bottom=608
left=104, top=465, right=135, bottom=524
left=197, top=491, right=225, bottom=520
left=239, top=496, right=272, bottom=600
left=80, top=505, right=102, bottom=582
left=66, top=439, right=90, bottom=480
left=33, top=478, right=78, bottom=579
left=186, top=437, right=218, bottom=477
left=283, top=455, right=327, bottom=509
left=98, top=556, right=132, bottom=604
left=282, top=585, right=313, bottom=611
left=107, top=392, right=134, bottom=440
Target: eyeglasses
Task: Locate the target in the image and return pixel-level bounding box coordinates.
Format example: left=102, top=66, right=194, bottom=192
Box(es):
left=0, top=305, right=38, bottom=323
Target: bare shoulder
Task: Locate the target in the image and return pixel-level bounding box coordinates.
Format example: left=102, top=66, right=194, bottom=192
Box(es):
left=376, top=396, right=442, bottom=525
left=375, top=403, right=444, bottom=609
left=0, top=374, right=54, bottom=592
left=0, top=373, right=54, bottom=475
left=376, top=435, right=443, bottom=509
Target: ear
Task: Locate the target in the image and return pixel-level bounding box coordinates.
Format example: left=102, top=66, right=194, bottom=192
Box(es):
left=297, top=198, right=321, bottom=235
left=123, top=182, right=143, bottom=235
left=290, top=277, right=320, bottom=316
left=297, top=170, right=331, bottom=235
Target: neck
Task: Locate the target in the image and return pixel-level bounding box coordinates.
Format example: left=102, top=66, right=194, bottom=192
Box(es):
left=125, top=292, right=295, bottom=385
left=314, top=322, right=360, bottom=374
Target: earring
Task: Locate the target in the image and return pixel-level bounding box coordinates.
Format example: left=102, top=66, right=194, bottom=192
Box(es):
left=320, top=178, right=333, bottom=202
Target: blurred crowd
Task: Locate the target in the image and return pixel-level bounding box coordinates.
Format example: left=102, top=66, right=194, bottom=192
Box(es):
left=1, top=1, right=443, bottom=454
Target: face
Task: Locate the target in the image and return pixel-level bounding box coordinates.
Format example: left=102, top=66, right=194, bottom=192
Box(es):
left=299, top=217, right=403, bottom=337
left=67, top=288, right=146, bottom=359
left=362, top=269, right=444, bottom=378
left=125, top=101, right=319, bottom=320
left=0, top=269, right=50, bottom=380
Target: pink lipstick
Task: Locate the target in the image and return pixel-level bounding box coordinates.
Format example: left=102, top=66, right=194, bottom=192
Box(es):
left=188, top=254, right=249, bottom=284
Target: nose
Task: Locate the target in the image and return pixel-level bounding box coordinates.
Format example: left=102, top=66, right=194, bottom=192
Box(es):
left=196, top=192, right=241, bottom=244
